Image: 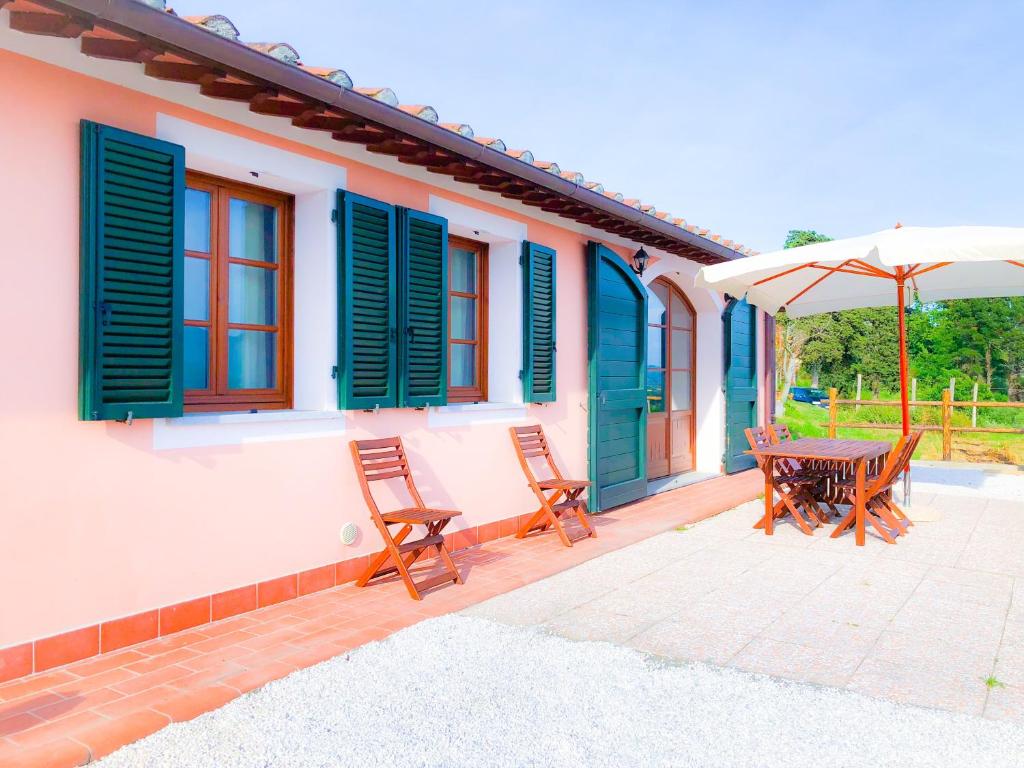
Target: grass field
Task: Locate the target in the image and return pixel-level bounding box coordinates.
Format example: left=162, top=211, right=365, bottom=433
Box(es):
left=782, top=400, right=1024, bottom=465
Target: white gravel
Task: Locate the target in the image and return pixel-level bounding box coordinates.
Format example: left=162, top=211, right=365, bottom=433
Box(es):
left=96, top=614, right=1024, bottom=768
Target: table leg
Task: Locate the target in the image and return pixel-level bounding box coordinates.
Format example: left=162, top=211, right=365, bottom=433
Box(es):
left=855, top=458, right=866, bottom=546
left=764, top=456, right=775, bottom=536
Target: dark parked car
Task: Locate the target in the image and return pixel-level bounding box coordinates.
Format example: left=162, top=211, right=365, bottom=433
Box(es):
left=791, top=387, right=829, bottom=407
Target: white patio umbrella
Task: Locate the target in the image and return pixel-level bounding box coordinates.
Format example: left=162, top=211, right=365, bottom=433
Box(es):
left=697, top=225, right=1024, bottom=438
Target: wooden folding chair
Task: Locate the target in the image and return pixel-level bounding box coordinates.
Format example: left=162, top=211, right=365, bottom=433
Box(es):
left=769, top=422, right=841, bottom=517
left=510, top=425, right=595, bottom=547
left=832, top=431, right=923, bottom=543
left=747, top=426, right=827, bottom=534
left=350, top=437, right=463, bottom=601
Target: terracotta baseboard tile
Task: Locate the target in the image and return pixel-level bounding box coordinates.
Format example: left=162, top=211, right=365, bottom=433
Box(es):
left=298, top=564, right=335, bottom=596
left=0, top=644, right=32, bottom=684
left=335, top=555, right=369, bottom=585
left=159, top=597, right=211, bottom=636
left=257, top=574, right=298, bottom=607
left=101, top=610, right=159, bottom=653
left=211, top=585, right=258, bottom=622
left=35, top=626, right=99, bottom=673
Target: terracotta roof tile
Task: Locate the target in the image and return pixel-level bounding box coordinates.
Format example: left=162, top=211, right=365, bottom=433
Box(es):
left=182, top=15, right=239, bottom=40
left=473, top=136, right=506, bottom=151
left=440, top=122, right=474, bottom=138
left=355, top=87, right=399, bottom=107
left=171, top=9, right=749, bottom=258
left=300, top=65, right=352, bottom=89
left=505, top=149, right=534, bottom=164
left=398, top=104, right=438, bottom=123
left=247, top=42, right=300, bottom=65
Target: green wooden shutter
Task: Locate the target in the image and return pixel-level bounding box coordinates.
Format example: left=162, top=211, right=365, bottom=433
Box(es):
left=79, top=120, right=184, bottom=421
left=397, top=208, right=448, bottom=408
left=522, top=241, right=557, bottom=403
left=337, top=190, right=397, bottom=410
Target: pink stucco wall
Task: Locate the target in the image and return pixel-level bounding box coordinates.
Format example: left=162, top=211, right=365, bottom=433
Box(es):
left=0, top=50, right=640, bottom=648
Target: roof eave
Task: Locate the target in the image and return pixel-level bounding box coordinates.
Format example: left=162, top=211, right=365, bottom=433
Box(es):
left=26, top=0, right=744, bottom=263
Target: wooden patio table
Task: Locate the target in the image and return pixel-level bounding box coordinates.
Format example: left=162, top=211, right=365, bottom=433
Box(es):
left=754, top=437, right=891, bottom=546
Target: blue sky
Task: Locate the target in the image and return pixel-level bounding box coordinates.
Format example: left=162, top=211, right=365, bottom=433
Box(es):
left=170, top=0, right=1024, bottom=252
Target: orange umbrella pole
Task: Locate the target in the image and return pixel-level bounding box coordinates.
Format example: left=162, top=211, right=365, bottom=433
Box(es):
left=896, top=275, right=911, bottom=437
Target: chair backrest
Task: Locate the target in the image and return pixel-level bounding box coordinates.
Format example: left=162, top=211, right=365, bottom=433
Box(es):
left=510, top=425, right=562, bottom=486
left=350, top=437, right=425, bottom=517
left=769, top=423, right=794, bottom=442
left=868, top=434, right=910, bottom=494
left=744, top=426, right=772, bottom=469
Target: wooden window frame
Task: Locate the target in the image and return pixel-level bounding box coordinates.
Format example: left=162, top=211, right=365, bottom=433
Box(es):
left=184, top=171, right=294, bottom=412
left=447, top=236, right=489, bottom=403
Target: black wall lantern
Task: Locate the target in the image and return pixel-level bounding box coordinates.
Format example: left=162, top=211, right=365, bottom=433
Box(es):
left=631, top=247, right=650, bottom=277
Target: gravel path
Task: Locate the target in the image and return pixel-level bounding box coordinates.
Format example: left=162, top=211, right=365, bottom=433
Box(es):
left=97, top=615, right=1024, bottom=768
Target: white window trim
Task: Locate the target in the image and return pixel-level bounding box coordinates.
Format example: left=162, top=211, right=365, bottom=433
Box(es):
left=427, top=195, right=529, bottom=427
left=152, top=114, right=347, bottom=449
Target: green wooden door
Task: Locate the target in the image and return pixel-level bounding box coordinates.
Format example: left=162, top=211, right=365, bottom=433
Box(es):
left=587, top=242, right=648, bottom=511
left=724, top=297, right=758, bottom=473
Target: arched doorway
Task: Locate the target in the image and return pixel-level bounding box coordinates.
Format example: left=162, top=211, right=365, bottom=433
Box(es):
left=646, top=278, right=696, bottom=479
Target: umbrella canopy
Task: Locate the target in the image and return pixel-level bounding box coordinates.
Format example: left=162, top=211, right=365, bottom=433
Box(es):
left=696, top=226, right=1024, bottom=318
left=696, top=225, right=1024, bottom=436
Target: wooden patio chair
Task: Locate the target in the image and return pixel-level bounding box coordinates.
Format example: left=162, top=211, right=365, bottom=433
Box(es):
left=832, top=431, right=923, bottom=543
left=350, top=437, right=463, bottom=601
left=768, top=422, right=841, bottom=517
left=747, top=426, right=827, bottom=535
left=510, top=425, right=595, bottom=547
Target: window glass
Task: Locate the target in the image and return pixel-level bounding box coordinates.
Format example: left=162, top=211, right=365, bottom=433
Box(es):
left=671, top=371, right=692, bottom=411
left=228, top=329, right=277, bottom=390
left=229, top=264, right=277, bottom=325
left=450, top=248, right=476, bottom=293
left=184, top=189, right=211, bottom=253
left=647, top=325, right=665, bottom=369
left=451, top=296, right=477, bottom=340
left=647, top=370, right=666, bottom=413
left=184, top=257, right=209, bottom=321
left=671, top=328, right=692, bottom=370
left=184, top=326, right=209, bottom=390
left=671, top=293, right=693, bottom=329
left=450, top=345, right=475, bottom=388
left=648, top=282, right=668, bottom=326
left=229, top=198, right=278, bottom=263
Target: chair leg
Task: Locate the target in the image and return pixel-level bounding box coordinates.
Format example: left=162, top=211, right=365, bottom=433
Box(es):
left=572, top=496, right=596, bottom=539
left=870, top=499, right=907, bottom=537
left=866, top=509, right=897, bottom=544
left=357, top=524, right=413, bottom=588
left=780, top=492, right=814, bottom=535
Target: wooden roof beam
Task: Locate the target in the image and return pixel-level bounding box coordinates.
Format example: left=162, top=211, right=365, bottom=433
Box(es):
left=9, top=6, right=91, bottom=37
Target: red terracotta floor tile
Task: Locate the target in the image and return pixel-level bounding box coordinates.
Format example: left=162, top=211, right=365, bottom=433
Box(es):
left=0, top=736, right=90, bottom=768
left=0, top=472, right=758, bottom=768
left=74, top=709, right=171, bottom=761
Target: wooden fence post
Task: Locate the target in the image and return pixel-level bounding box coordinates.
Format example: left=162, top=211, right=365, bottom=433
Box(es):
left=828, top=387, right=838, bottom=439
left=972, top=381, right=979, bottom=428
left=942, top=388, right=952, bottom=461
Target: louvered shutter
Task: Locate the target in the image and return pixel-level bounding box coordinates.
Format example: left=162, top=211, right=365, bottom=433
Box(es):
left=337, top=190, right=397, bottom=410
left=79, top=120, right=184, bottom=421
left=522, top=241, right=557, bottom=403
left=398, top=208, right=448, bottom=408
